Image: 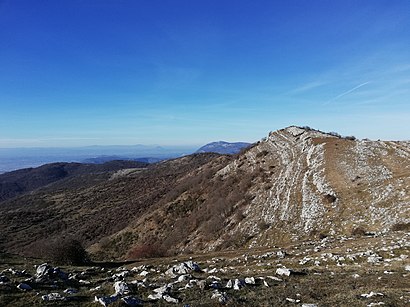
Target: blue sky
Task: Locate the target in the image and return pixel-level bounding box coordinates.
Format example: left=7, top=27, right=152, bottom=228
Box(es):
left=0, top=0, right=409, bottom=147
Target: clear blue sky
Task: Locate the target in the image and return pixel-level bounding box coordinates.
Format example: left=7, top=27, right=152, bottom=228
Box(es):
left=1, top=0, right=409, bottom=147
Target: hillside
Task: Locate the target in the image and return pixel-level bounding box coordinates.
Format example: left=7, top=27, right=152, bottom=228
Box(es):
left=0, top=153, right=225, bottom=256
left=0, top=126, right=409, bottom=262
left=93, top=126, right=410, bottom=258
left=0, top=160, right=148, bottom=202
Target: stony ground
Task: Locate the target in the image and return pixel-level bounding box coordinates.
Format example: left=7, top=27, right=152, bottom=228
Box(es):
left=1, top=230, right=409, bottom=306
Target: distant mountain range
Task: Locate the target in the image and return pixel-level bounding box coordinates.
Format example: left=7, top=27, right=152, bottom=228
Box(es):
left=0, top=145, right=196, bottom=174
left=195, top=141, right=251, bottom=154
left=81, top=156, right=163, bottom=164
left=0, top=142, right=251, bottom=173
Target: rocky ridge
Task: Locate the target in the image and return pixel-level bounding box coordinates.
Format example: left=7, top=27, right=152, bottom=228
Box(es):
left=100, top=126, right=409, bottom=257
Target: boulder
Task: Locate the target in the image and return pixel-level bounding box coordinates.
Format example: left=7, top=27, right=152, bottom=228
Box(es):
left=276, top=268, right=292, bottom=276
left=17, top=283, right=32, bottom=291
left=64, top=288, right=78, bottom=294
left=211, top=290, right=228, bottom=304
left=36, top=263, right=52, bottom=278
left=95, top=295, right=119, bottom=306
left=360, top=291, right=384, bottom=298
left=244, top=277, right=256, bottom=285
left=148, top=293, right=162, bottom=300
left=153, top=284, right=172, bottom=295
left=41, top=292, right=65, bottom=301
left=163, top=294, right=179, bottom=303
left=233, top=279, right=244, bottom=290
left=114, top=281, right=130, bottom=295
left=0, top=275, right=10, bottom=284
left=166, top=261, right=201, bottom=277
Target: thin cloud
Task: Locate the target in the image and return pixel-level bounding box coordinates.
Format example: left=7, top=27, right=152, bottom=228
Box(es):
left=290, top=81, right=327, bottom=94
left=324, top=82, right=371, bottom=105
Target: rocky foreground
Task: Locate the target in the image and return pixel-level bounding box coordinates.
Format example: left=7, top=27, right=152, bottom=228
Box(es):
left=1, top=230, right=409, bottom=306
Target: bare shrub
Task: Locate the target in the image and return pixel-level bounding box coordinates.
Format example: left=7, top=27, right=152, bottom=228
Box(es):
left=127, top=244, right=166, bottom=259
left=328, top=131, right=341, bottom=138
left=351, top=226, right=366, bottom=236
left=258, top=220, right=270, bottom=231
left=256, top=150, right=269, bottom=158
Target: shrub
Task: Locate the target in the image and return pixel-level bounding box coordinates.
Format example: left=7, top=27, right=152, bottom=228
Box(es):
left=391, top=222, right=410, bottom=231
left=328, top=131, right=341, bottom=138
left=351, top=226, right=366, bottom=236
left=39, top=238, right=90, bottom=265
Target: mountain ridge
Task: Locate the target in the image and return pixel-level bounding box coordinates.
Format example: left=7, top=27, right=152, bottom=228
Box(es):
left=0, top=126, right=408, bottom=261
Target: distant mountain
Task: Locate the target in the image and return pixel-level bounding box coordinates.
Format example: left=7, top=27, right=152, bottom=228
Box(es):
left=82, top=156, right=163, bottom=164
left=195, top=141, right=251, bottom=154
left=0, top=144, right=197, bottom=173
left=0, top=160, right=148, bottom=202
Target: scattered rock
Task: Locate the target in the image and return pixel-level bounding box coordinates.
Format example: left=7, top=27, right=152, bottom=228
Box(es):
left=233, top=279, right=244, bottom=290
left=95, top=294, right=119, bottom=306
left=286, top=297, right=301, bottom=303
left=153, top=284, right=172, bottom=295
left=148, top=293, right=162, bottom=301
left=114, top=281, right=130, bottom=295
left=0, top=275, right=10, bottom=284
left=36, top=263, right=51, bottom=278
left=367, top=255, right=383, bottom=263
left=17, top=283, right=32, bottom=291
left=361, top=291, right=384, bottom=298
left=139, top=270, right=149, bottom=277
left=41, top=292, right=66, bottom=301
left=64, top=288, right=78, bottom=294
left=166, top=261, right=201, bottom=277
left=244, top=277, right=256, bottom=285
left=163, top=294, right=179, bottom=303
left=211, top=290, right=228, bottom=303
left=276, top=268, right=292, bottom=276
